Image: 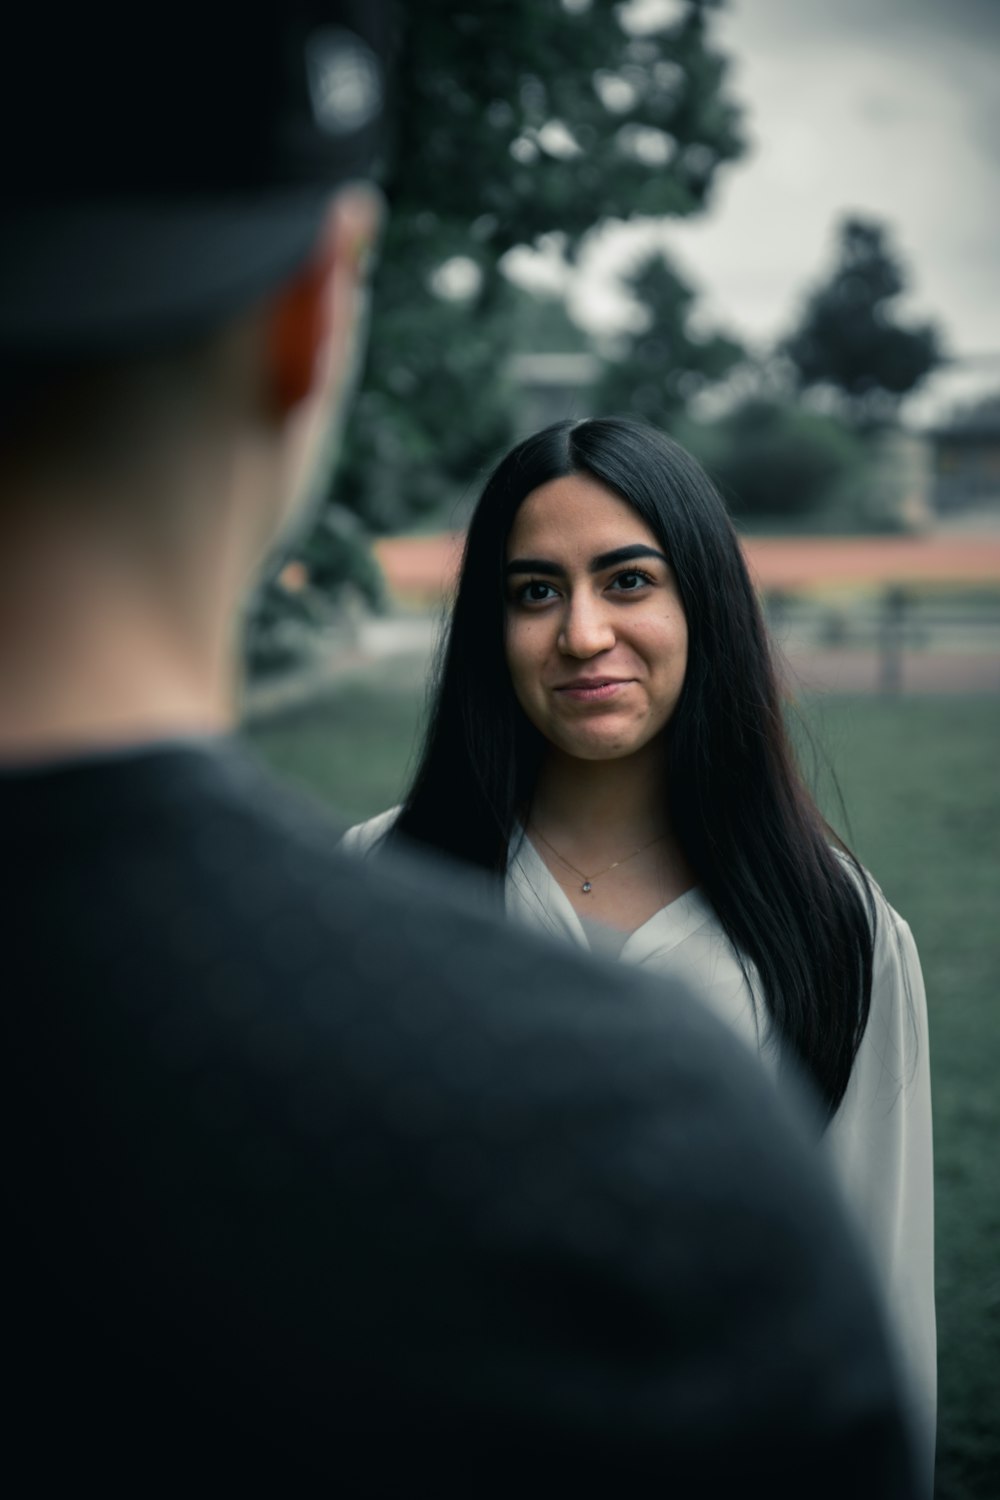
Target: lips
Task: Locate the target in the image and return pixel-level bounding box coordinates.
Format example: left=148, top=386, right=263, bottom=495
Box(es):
left=554, top=678, right=632, bottom=702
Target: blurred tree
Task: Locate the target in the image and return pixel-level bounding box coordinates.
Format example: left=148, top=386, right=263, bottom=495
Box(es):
left=678, top=399, right=871, bottom=529
left=595, top=248, right=743, bottom=427
left=334, top=0, right=746, bottom=531
left=782, top=216, right=944, bottom=428
left=249, top=0, right=747, bottom=670
left=245, top=508, right=385, bottom=678
left=508, top=283, right=591, bottom=355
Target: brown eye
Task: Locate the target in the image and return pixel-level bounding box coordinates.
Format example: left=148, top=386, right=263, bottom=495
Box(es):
left=515, top=580, right=558, bottom=604
left=610, top=569, right=654, bottom=593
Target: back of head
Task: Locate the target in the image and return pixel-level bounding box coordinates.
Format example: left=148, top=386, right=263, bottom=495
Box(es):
left=0, top=5, right=394, bottom=759
left=2, top=6, right=391, bottom=360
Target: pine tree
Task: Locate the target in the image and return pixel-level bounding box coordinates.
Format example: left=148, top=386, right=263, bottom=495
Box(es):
left=595, top=249, right=743, bottom=428
left=783, top=217, right=943, bottom=428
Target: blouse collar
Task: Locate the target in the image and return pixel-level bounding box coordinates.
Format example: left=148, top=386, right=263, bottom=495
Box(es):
left=507, top=825, right=715, bottom=962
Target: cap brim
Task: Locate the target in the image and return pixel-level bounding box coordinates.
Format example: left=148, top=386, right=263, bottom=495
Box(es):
left=0, top=190, right=334, bottom=357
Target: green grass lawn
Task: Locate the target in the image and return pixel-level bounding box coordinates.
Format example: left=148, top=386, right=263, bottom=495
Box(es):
left=249, top=682, right=1000, bottom=1500
left=247, top=675, right=426, bottom=827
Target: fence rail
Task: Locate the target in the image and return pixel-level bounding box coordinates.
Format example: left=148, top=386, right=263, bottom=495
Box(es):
left=764, top=588, right=1000, bottom=695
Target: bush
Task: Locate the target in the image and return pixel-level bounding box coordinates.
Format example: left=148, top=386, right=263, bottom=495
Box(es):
left=243, top=507, right=384, bottom=680
left=678, top=399, right=870, bottom=527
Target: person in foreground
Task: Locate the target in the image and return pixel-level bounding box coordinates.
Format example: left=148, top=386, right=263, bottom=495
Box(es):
left=345, top=417, right=935, bottom=1473
left=3, top=9, right=920, bottom=1494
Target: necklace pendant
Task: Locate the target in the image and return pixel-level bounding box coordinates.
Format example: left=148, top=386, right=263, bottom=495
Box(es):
left=581, top=881, right=592, bottom=894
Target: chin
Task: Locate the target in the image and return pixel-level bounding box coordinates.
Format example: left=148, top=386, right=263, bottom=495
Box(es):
left=549, top=714, right=670, bottom=764
left=556, top=733, right=648, bottom=763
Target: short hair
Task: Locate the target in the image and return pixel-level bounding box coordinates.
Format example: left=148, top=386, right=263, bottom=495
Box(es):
left=1, top=6, right=392, bottom=468
left=1, top=5, right=392, bottom=363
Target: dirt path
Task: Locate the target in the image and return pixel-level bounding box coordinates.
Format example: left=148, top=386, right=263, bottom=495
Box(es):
left=779, top=647, right=1000, bottom=696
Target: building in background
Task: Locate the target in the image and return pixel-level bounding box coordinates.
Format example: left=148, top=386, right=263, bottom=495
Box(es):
left=931, top=391, right=1000, bottom=526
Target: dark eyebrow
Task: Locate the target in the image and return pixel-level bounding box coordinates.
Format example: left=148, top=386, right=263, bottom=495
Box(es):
left=505, top=544, right=668, bottom=577
left=505, top=556, right=566, bottom=578
left=589, top=544, right=669, bottom=572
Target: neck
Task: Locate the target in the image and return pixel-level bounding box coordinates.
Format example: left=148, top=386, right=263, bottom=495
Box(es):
left=530, top=739, right=669, bottom=846
left=0, top=493, right=248, bottom=764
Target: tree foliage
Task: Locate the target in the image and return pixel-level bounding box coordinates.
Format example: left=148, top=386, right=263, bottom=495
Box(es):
left=595, top=248, right=743, bottom=428
left=680, top=398, right=868, bottom=527
left=334, top=0, right=745, bottom=532
left=783, top=216, right=944, bottom=427
left=249, top=1, right=747, bottom=670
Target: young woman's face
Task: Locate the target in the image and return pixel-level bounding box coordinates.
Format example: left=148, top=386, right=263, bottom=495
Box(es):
left=504, top=473, right=688, bottom=764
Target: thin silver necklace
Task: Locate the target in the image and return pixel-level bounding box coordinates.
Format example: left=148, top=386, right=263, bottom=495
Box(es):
left=530, top=825, right=666, bottom=895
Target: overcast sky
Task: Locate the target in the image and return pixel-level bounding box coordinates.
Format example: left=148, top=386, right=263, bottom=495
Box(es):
left=508, top=0, right=1000, bottom=419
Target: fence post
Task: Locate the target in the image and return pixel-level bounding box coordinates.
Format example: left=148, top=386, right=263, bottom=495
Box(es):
left=877, top=585, right=907, bottom=695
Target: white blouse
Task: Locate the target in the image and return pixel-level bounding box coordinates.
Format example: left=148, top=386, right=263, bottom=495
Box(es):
left=342, top=810, right=936, bottom=1473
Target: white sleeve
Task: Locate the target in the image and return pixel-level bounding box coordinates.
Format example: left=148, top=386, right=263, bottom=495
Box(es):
left=338, top=806, right=402, bottom=857
left=823, top=901, right=935, bottom=1484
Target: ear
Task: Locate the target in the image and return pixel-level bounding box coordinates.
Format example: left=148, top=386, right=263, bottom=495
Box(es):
left=265, top=187, right=381, bottom=416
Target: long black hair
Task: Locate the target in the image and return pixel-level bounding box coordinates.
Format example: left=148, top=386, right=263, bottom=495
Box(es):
left=393, top=416, right=875, bottom=1117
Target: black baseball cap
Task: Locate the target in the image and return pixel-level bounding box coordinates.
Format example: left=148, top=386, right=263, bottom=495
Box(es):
left=0, top=5, right=392, bottom=356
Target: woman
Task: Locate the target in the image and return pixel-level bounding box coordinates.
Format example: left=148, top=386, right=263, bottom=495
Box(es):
left=343, top=416, right=935, bottom=1462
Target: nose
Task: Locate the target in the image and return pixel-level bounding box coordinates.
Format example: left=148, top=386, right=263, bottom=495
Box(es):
left=557, top=592, right=617, bottom=659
